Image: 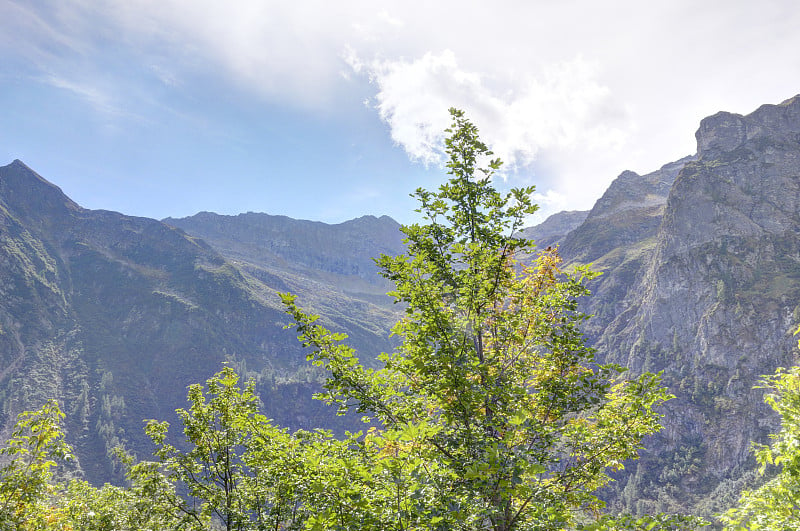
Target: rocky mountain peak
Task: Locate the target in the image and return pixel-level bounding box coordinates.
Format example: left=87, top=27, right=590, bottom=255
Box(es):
left=695, top=111, right=747, bottom=154
left=0, top=160, right=85, bottom=240
left=590, top=94, right=800, bottom=513
left=665, top=96, right=800, bottom=253
left=583, top=156, right=694, bottom=223
left=696, top=94, right=800, bottom=156
left=0, top=159, right=81, bottom=211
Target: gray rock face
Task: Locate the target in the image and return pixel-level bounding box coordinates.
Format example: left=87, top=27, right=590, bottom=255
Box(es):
left=615, top=96, right=800, bottom=360
left=541, top=156, right=693, bottom=345
left=561, top=156, right=692, bottom=264
left=696, top=111, right=749, bottom=155
left=696, top=96, right=800, bottom=158
left=519, top=95, right=800, bottom=515
left=583, top=94, right=800, bottom=515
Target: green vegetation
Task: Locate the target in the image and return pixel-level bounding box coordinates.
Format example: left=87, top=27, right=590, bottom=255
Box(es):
left=0, top=110, right=709, bottom=529
left=720, top=331, right=800, bottom=529
left=0, top=400, right=70, bottom=529
left=0, top=369, right=705, bottom=530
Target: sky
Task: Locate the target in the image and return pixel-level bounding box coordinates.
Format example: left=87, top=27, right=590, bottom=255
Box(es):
left=1, top=1, right=799, bottom=225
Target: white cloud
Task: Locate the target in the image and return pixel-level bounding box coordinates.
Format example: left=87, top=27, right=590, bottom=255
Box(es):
left=360, top=49, right=631, bottom=214
left=531, top=189, right=568, bottom=216
left=81, top=0, right=413, bottom=106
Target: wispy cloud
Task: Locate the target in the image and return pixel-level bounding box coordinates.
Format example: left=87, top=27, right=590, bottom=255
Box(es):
left=39, top=73, right=128, bottom=117
left=0, top=1, right=83, bottom=69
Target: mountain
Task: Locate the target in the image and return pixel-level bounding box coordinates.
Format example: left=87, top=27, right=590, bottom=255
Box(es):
left=559, top=156, right=695, bottom=341
left=3, top=93, right=800, bottom=517
left=556, top=95, right=800, bottom=516
left=162, top=211, right=405, bottom=333
left=518, top=209, right=588, bottom=250
left=0, top=160, right=400, bottom=483
left=162, top=211, right=403, bottom=291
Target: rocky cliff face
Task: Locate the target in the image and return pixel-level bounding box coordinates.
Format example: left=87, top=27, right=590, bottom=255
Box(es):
left=554, top=156, right=694, bottom=343
left=563, top=96, right=800, bottom=515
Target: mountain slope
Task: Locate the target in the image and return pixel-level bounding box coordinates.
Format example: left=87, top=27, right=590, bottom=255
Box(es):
left=557, top=156, right=695, bottom=343
left=162, top=211, right=405, bottom=339
left=0, top=161, right=398, bottom=483
left=163, top=211, right=403, bottom=290
left=518, top=209, right=588, bottom=250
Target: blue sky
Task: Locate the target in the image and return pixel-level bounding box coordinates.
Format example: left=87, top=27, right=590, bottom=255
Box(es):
left=2, top=1, right=800, bottom=225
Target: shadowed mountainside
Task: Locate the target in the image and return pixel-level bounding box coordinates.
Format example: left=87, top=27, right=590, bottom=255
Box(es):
left=0, top=160, right=400, bottom=483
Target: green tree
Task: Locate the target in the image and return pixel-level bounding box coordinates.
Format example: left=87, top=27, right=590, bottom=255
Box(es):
left=720, top=332, right=800, bottom=529
left=0, top=399, right=198, bottom=530
left=282, top=108, right=672, bottom=530
left=0, top=399, right=71, bottom=529
left=145, top=366, right=327, bottom=530
left=145, top=367, right=263, bottom=530
left=60, top=449, right=202, bottom=531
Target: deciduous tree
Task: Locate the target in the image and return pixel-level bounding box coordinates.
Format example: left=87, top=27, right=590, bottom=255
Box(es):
left=282, top=108, right=672, bottom=530
left=0, top=399, right=70, bottom=529
left=720, top=330, right=800, bottom=530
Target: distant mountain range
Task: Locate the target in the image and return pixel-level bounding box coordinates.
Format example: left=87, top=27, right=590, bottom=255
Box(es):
left=2, top=94, right=800, bottom=516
